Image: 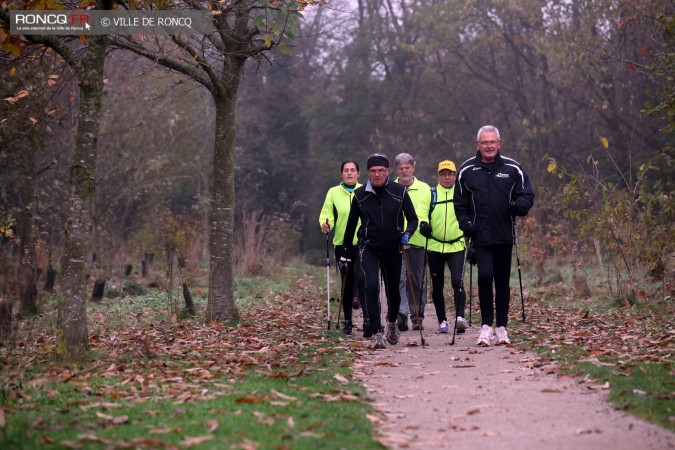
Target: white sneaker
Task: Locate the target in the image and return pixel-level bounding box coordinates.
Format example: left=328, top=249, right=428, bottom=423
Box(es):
left=476, top=325, right=493, bottom=346
left=372, top=332, right=387, bottom=349
left=495, top=326, right=511, bottom=345
left=456, top=316, right=468, bottom=333
left=437, top=320, right=449, bottom=333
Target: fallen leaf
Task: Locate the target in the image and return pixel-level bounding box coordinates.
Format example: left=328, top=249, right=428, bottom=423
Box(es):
left=234, top=396, right=266, bottom=404
left=205, top=419, right=219, bottom=432
left=181, top=435, right=213, bottom=447
left=333, top=374, right=349, bottom=384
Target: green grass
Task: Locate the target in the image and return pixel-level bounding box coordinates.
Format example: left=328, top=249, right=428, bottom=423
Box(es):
left=482, top=255, right=675, bottom=432
left=1, top=264, right=384, bottom=449
left=2, top=348, right=381, bottom=449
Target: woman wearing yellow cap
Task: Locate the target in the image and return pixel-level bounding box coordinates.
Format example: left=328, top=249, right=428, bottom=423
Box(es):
left=419, top=160, right=467, bottom=334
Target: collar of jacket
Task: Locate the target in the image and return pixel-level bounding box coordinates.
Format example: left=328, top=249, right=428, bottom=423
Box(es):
left=475, top=150, right=504, bottom=167
left=395, top=176, right=422, bottom=190
left=435, top=183, right=454, bottom=195
left=365, top=177, right=389, bottom=193
left=340, top=181, right=361, bottom=193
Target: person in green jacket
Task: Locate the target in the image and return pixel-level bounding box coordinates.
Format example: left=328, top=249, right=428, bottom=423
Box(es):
left=394, top=153, right=431, bottom=332
left=419, top=160, right=468, bottom=333
left=319, top=160, right=364, bottom=335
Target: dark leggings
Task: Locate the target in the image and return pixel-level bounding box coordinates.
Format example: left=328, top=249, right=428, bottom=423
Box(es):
left=476, top=244, right=513, bottom=327
left=334, top=245, right=361, bottom=322
left=427, top=250, right=466, bottom=323
left=359, top=246, right=402, bottom=332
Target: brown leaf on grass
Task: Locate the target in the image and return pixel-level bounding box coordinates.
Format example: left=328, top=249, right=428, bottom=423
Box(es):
left=95, top=411, right=129, bottom=424
left=587, top=381, right=610, bottom=390
left=234, top=396, right=266, bottom=404
left=270, top=389, right=297, bottom=401
left=95, top=411, right=113, bottom=421
left=252, top=411, right=276, bottom=425
left=309, top=393, right=358, bottom=402
left=0, top=409, right=4, bottom=427
left=205, top=419, right=219, bottom=432
left=180, top=435, right=213, bottom=447
left=149, top=427, right=182, bottom=434
left=333, top=374, right=349, bottom=385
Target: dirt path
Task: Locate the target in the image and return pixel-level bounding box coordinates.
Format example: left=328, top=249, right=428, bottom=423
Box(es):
left=348, top=306, right=674, bottom=449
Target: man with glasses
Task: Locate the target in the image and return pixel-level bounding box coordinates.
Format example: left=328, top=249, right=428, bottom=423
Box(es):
left=343, top=153, right=419, bottom=349
left=454, top=126, right=534, bottom=346
left=419, top=160, right=467, bottom=334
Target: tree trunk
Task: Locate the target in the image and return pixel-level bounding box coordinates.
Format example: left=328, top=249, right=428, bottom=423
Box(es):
left=44, top=263, right=57, bottom=292
left=183, top=281, right=195, bottom=316
left=0, top=300, right=12, bottom=340
left=57, top=33, right=107, bottom=356
left=90, top=278, right=106, bottom=302
left=17, top=152, right=38, bottom=316
left=206, top=87, right=242, bottom=322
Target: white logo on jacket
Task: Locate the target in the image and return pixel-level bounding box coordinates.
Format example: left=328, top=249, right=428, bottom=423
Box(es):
left=496, top=173, right=510, bottom=178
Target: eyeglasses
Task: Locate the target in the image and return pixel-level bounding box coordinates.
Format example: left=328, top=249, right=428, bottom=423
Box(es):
left=368, top=168, right=388, bottom=175
left=478, top=140, right=500, bottom=146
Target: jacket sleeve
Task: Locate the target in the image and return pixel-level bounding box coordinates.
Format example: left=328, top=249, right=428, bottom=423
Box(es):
left=318, top=189, right=334, bottom=231
left=511, top=168, right=535, bottom=216
left=453, top=170, right=472, bottom=233
left=343, top=195, right=360, bottom=248
left=402, top=192, right=419, bottom=235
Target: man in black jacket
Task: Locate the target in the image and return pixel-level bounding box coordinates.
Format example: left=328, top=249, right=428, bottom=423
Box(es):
left=454, top=125, right=534, bottom=346
left=344, top=153, right=419, bottom=349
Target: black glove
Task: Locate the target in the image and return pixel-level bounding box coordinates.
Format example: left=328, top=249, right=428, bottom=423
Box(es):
left=419, top=222, right=432, bottom=238
left=510, top=201, right=528, bottom=217
left=466, top=242, right=477, bottom=265
left=462, top=222, right=476, bottom=239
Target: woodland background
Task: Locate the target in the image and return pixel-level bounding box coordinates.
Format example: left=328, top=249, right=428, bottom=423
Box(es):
left=0, top=1, right=673, bottom=349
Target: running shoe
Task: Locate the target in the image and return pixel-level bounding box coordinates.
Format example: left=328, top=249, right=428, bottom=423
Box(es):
left=456, top=316, right=469, bottom=334
left=386, top=321, right=400, bottom=344
left=495, top=326, right=511, bottom=345
left=372, top=332, right=387, bottom=349
left=437, top=320, right=449, bottom=333
left=476, top=324, right=494, bottom=347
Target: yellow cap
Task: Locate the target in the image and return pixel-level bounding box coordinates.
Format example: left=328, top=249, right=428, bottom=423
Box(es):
left=437, top=160, right=456, bottom=172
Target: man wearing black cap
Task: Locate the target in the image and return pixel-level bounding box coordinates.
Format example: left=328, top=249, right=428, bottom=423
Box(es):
left=343, top=153, right=419, bottom=349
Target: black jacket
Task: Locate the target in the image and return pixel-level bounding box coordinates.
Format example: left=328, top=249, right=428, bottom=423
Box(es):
left=344, top=178, right=418, bottom=252
left=454, top=151, right=534, bottom=246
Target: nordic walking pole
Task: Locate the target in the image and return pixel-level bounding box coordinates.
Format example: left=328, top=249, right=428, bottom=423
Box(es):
left=469, top=261, right=473, bottom=327
left=467, top=238, right=474, bottom=327
left=417, top=238, right=429, bottom=320
left=513, top=217, right=526, bottom=322
left=325, top=219, right=332, bottom=330
left=402, top=246, right=426, bottom=346
left=451, top=245, right=468, bottom=345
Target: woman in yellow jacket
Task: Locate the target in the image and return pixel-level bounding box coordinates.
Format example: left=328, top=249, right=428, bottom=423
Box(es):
left=319, top=160, right=363, bottom=335
left=419, top=161, right=468, bottom=334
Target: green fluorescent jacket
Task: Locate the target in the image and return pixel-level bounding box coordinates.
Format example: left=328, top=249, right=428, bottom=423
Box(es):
left=319, top=182, right=362, bottom=246
left=427, top=184, right=465, bottom=253
left=395, top=177, right=431, bottom=248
